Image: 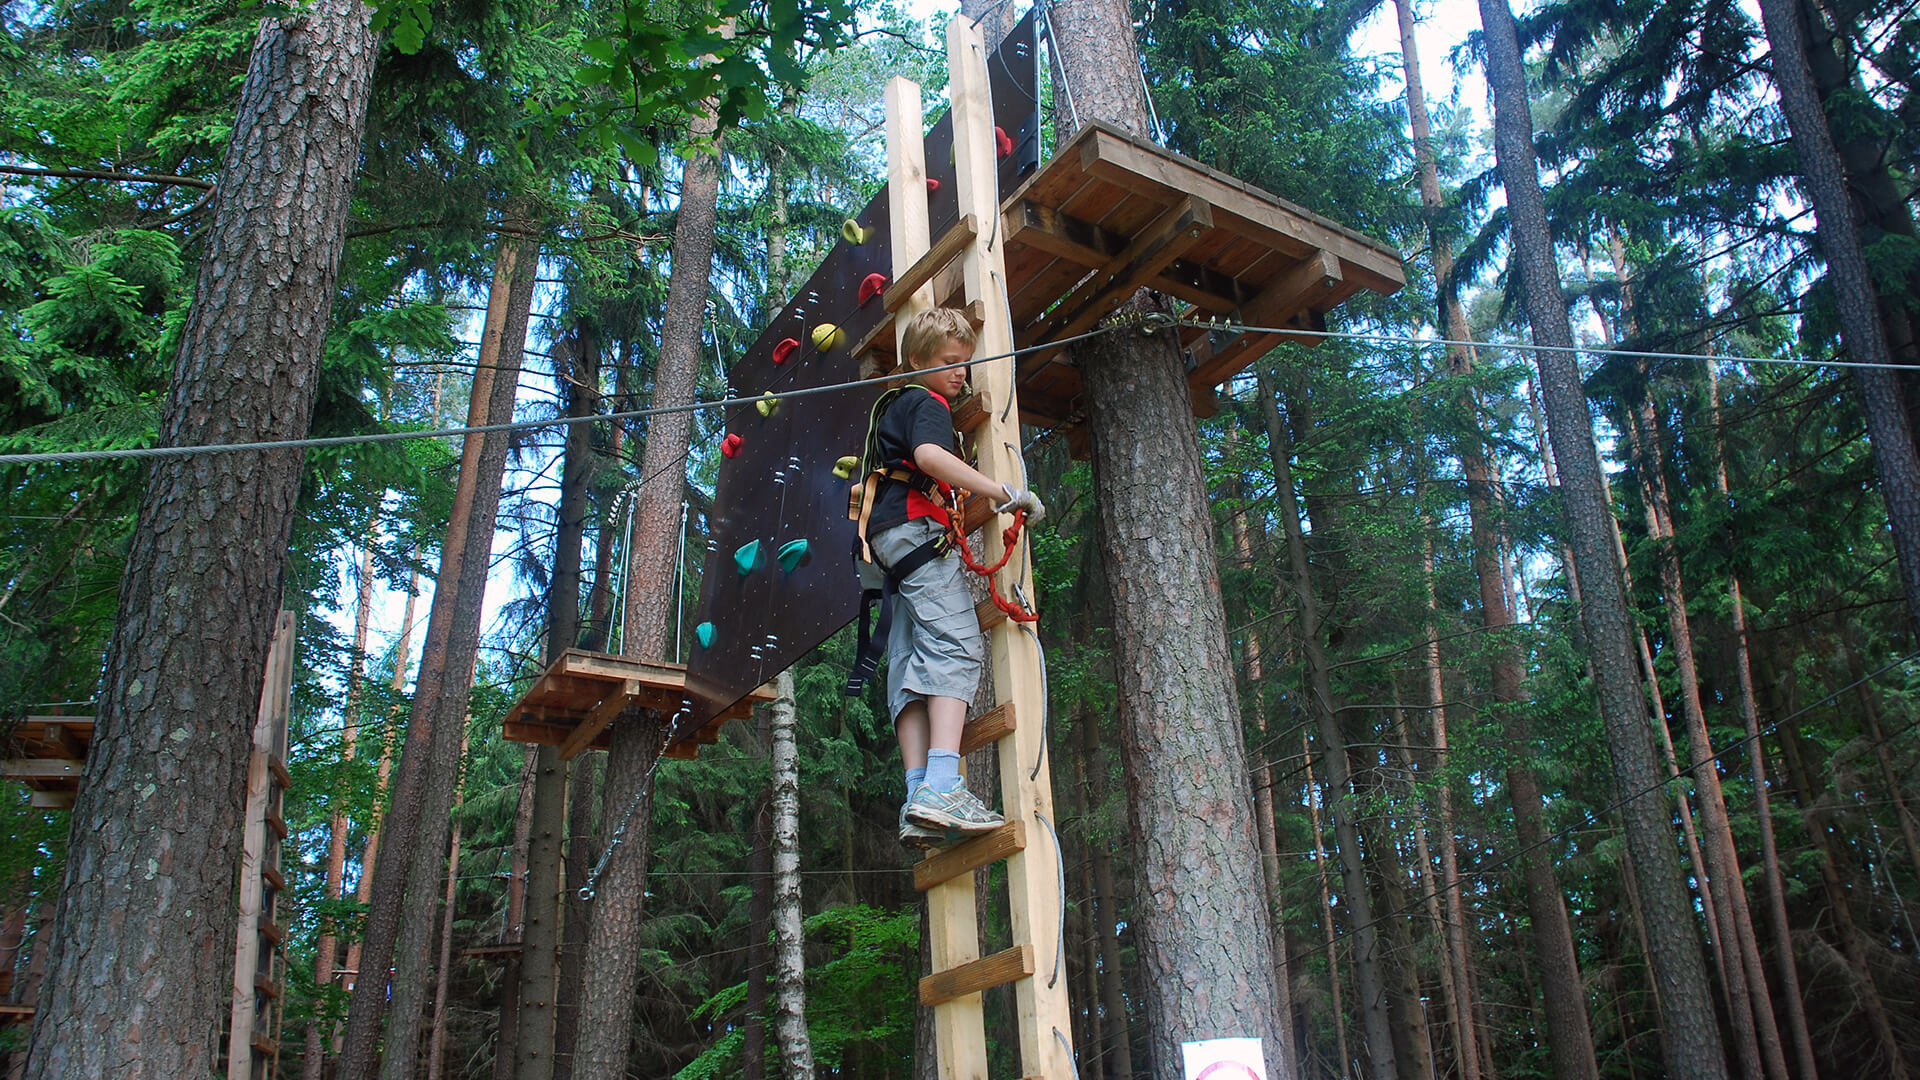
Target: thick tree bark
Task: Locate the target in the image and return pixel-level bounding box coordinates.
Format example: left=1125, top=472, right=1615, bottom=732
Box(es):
left=573, top=95, right=725, bottom=1080
left=493, top=746, right=538, bottom=1080
left=552, top=752, right=597, bottom=1080
left=1473, top=2, right=1728, bottom=1075
left=1755, top=0, right=1920, bottom=639
left=339, top=235, right=537, bottom=1080
left=1259, top=374, right=1397, bottom=1080
left=743, top=759, right=772, bottom=1080
left=308, top=540, right=378, bottom=1080
left=19, top=0, right=375, bottom=1074
left=1050, top=7, right=1290, bottom=1072
left=766, top=670, right=815, bottom=1080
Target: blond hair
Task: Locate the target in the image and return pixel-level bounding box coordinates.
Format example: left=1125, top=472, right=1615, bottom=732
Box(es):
left=900, top=307, right=977, bottom=369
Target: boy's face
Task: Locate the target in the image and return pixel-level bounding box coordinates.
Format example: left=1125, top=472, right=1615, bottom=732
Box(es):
left=912, top=337, right=973, bottom=400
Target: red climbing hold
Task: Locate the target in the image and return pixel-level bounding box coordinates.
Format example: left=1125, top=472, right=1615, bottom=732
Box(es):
left=859, top=273, right=887, bottom=306
left=722, top=433, right=744, bottom=458
left=772, top=337, right=799, bottom=365
left=994, top=126, right=1013, bottom=159
left=926, top=177, right=941, bottom=193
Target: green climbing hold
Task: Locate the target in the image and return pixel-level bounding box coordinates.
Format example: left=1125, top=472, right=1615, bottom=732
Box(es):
left=695, top=622, right=715, bottom=648
left=833, top=455, right=859, bottom=479
left=756, top=391, right=780, bottom=418
left=734, top=539, right=761, bottom=577
left=777, top=539, right=810, bottom=572
left=841, top=218, right=874, bottom=245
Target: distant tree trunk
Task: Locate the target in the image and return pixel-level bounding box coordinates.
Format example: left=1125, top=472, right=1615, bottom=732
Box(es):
left=1260, top=373, right=1397, bottom=1080
left=493, top=746, right=538, bottom=1080
left=426, top=733, right=472, bottom=1080
left=1304, top=732, right=1353, bottom=1080
left=1622, top=379, right=1787, bottom=1080
left=1755, top=0, right=1920, bottom=639
left=343, top=560, right=422, bottom=1011
left=743, top=762, right=772, bottom=1080
left=574, top=92, right=725, bottom=1080
left=308, top=540, right=378, bottom=1080
left=1355, top=765, right=1431, bottom=1080
left=765, top=670, right=814, bottom=1080
left=509, top=325, right=596, bottom=1080
left=19, top=0, right=375, bottom=1073
left=1707, top=375, right=1819, bottom=1080
left=1474, top=2, right=1728, bottom=1076
left=340, top=233, right=537, bottom=1080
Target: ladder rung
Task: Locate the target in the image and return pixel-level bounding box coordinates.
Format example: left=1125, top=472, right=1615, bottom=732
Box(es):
left=975, top=596, right=1006, bottom=633
left=958, top=702, right=1015, bottom=757
left=919, top=944, right=1034, bottom=1007
left=916, top=820, right=1026, bottom=891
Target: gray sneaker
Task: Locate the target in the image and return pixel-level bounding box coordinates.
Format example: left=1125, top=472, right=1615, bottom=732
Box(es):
left=904, top=783, right=1005, bottom=836
left=899, top=804, right=951, bottom=850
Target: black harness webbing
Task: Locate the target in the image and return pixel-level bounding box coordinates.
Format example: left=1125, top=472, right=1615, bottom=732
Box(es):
left=844, top=533, right=949, bottom=696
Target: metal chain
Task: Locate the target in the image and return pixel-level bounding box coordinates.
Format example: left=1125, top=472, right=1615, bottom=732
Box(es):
left=577, top=719, right=671, bottom=901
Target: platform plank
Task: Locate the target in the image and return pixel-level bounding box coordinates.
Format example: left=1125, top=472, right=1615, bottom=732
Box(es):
left=503, top=650, right=771, bottom=760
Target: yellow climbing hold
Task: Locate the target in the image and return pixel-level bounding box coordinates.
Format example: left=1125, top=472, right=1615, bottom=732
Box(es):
left=811, top=323, right=844, bottom=352
left=841, top=218, right=874, bottom=245
left=833, top=455, right=859, bottom=479
left=756, top=391, right=779, bottom=418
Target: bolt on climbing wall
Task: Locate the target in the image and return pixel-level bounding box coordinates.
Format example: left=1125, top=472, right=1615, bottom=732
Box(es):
left=681, top=13, right=1039, bottom=738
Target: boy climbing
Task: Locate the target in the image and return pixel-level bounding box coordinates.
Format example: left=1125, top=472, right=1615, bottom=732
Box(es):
left=847, top=307, right=1045, bottom=848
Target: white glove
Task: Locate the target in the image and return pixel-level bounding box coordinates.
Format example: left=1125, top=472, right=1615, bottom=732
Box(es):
left=994, top=483, right=1046, bottom=524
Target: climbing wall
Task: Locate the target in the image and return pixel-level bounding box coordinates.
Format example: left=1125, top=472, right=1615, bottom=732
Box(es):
left=681, top=13, right=1039, bottom=736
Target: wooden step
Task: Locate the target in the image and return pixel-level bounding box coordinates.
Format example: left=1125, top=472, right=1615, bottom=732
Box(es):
left=262, top=864, right=286, bottom=893
left=958, top=702, right=1015, bottom=757
left=919, top=944, right=1034, bottom=1007
left=916, top=820, right=1026, bottom=891
left=268, top=753, right=292, bottom=790
left=258, top=918, right=285, bottom=946
left=254, top=971, right=281, bottom=1001
left=250, top=1031, right=277, bottom=1055
left=265, top=810, right=289, bottom=841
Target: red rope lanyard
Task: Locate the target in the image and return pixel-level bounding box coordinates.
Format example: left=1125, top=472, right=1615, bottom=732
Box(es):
left=945, top=506, right=1040, bottom=623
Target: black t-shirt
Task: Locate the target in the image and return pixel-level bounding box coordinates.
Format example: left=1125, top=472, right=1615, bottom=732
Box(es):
left=869, top=386, right=957, bottom=535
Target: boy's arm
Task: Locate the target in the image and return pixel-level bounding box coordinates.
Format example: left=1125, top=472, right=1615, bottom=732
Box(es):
left=913, top=443, right=1047, bottom=522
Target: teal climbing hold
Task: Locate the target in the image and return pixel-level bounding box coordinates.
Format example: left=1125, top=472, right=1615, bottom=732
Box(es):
left=777, top=539, right=809, bottom=572
left=695, top=622, right=715, bottom=648
left=734, top=539, right=761, bottom=577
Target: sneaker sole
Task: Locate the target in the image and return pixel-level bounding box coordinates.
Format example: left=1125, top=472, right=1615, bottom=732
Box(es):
left=900, top=827, right=952, bottom=851
left=905, top=806, right=1005, bottom=835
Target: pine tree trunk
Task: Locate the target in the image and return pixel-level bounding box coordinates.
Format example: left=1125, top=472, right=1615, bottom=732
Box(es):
left=493, top=746, right=538, bottom=1080
left=1304, top=732, right=1353, bottom=1080
left=509, top=326, right=596, bottom=1080
left=19, top=0, right=374, bottom=1073
left=308, top=540, right=378, bottom=1080
left=339, top=234, right=537, bottom=1080
left=766, top=670, right=815, bottom=1080
left=343, top=559, right=422, bottom=1016
left=1754, top=0, right=1920, bottom=639
left=743, top=764, right=772, bottom=1080
left=1623, top=381, right=1787, bottom=1080
left=1473, top=2, right=1728, bottom=1075
left=1260, top=374, right=1397, bottom=1080
left=552, top=751, right=597, bottom=1080
left=426, top=735, right=471, bottom=1080
left=573, top=94, right=725, bottom=1080
left=1075, top=709, right=1135, bottom=1080
left=1047, top=4, right=1290, bottom=1073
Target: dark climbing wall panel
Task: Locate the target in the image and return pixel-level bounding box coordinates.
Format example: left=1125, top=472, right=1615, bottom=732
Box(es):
left=682, top=14, right=1039, bottom=738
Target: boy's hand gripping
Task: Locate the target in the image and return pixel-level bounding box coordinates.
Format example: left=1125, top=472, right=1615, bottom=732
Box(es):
left=993, top=483, right=1046, bottom=525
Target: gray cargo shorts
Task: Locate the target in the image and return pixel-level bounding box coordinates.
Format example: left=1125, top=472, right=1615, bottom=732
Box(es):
left=870, top=517, right=986, bottom=722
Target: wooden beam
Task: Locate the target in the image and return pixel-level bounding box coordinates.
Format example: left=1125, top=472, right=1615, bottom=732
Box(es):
left=28, top=791, right=73, bottom=810
left=1, top=759, right=83, bottom=780
left=918, top=944, right=1035, bottom=1007
left=915, top=820, right=1027, bottom=891
left=1187, top=249, right=1341, bottom=387
left=958, top=702, right=1016, bottom=757
left=1078, top=124, right=1405, bottom=292
left=558, top=679, right=639, bottom=761
left=886, top=214, right=979, bottom=313
left=1023, top=195, right=1213, bottom=357
left=38, top=722, right=84, bottom=759
left=1003, top=200, right=1126, bottom=268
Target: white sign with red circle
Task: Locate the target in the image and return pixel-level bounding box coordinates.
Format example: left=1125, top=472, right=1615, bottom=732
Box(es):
left=1181, top=1037, right=1268, bottom=1080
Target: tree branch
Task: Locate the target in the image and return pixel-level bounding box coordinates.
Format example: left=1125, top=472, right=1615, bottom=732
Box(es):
left=0, top=163, right=214, bottom=190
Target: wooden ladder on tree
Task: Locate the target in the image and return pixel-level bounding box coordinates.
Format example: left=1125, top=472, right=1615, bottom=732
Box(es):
left=883, top=18, right=1075, bottom=1080
left=227, top=610, right=295, bottom=1079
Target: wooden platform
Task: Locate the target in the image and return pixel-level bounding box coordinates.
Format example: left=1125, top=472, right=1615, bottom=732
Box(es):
left=857, top=119, right=1405, bottom=442
left=2, top=715, right=95, bottom=809
left=501, top=650, right=774, bottom=760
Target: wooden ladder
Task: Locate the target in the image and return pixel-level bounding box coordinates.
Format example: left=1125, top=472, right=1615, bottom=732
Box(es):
left=884, top=17, right=1076, bottom=1080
